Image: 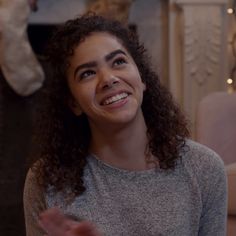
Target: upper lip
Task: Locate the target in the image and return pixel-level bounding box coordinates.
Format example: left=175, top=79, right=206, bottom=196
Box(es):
left=99, top=90, right=131, bottom=105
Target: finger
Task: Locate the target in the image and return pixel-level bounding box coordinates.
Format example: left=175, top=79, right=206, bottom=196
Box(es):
left=39, top=208, right=101, bottom=236
left=39, top=208, right=71, bottom=235
left=70, top=221, right=102, bottom=236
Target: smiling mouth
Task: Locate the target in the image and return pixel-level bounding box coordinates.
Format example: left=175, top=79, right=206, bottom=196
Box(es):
left=102, top=92, right=129, bottom=105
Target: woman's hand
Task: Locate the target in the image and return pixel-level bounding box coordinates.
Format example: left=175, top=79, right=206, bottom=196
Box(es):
left=39, top=208, right=102, bottom=236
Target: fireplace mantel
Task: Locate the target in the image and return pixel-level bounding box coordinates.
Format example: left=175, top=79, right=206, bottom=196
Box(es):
left=169, top=0, right=228, bottom=136
left=175, top=0, right=226, bottom=4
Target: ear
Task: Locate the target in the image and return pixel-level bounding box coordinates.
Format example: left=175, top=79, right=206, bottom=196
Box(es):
left=68, top=98, right=83, bottom=116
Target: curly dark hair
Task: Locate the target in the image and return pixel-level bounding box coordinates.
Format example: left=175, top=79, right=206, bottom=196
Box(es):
left=32, top=14, right=189, bottom=196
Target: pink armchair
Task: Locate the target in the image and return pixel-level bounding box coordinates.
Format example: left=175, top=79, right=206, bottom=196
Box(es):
left=227, top=163, right=236, bottom=235
left=196, top=91, right=236, bottom=236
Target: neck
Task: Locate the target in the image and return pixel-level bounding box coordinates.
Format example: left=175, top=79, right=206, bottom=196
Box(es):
left=89, top=113, right=154, bottom=170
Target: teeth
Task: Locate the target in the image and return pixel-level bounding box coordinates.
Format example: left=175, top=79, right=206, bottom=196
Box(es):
left=103, top=92, right=128, bottom=105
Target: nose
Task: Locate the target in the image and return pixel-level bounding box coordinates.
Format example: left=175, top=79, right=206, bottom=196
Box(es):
left=98, top=69, right=119, bottom=90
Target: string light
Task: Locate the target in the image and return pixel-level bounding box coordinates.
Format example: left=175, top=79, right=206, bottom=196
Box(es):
left=227, top=78, right=233, bottom=85
left=227, top=0, right=236, bottom=91
left=228, top=8, right=234, bottom=14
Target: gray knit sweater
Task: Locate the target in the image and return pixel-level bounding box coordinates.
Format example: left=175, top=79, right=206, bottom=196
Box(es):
left=24, top=140, right=227, bottom=236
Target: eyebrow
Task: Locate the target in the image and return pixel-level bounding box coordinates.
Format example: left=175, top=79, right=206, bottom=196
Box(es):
left=105, top=49, right=127, bottom=61
left=73, top=49, right=127, bottom=79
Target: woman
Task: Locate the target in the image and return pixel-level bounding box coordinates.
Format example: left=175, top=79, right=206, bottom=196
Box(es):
left=24, top=14, right=227, bottom=236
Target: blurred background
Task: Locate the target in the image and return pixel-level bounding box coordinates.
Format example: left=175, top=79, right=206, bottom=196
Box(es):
left=0, top=0, right=235, bottom=235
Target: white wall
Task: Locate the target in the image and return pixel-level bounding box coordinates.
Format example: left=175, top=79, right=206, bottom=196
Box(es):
left=129, top=0, right=168, bottom=84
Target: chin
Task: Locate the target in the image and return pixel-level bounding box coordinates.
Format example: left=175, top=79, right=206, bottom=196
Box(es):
left=108, top=110, right=142, bottom=125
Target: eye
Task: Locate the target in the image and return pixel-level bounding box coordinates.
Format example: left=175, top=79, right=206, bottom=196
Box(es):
left=113, top=57, right=127, bottom=67
left=79, top=70, right=96, bottom=80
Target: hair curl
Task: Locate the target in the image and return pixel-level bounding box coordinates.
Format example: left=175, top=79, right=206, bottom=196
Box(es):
left=32, top=14, right=189, bottom=196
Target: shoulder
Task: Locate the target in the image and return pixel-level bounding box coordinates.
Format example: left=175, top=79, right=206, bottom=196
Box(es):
left=24, top=162, right=41, bottom=188
left=24, top=161, right=47, bottom=215
left=181, top=139, right=224, bottom=168
left=177, top=139, right=227, bottom=210
left=24, top=163, right=47, bottom=236
left=24, top=161, right=45, bottom=204
left=179, top=139, right=226, bottom=183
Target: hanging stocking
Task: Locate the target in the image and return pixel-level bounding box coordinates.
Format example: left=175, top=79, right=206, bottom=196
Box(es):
left=0, top=0, right=44, bottom=96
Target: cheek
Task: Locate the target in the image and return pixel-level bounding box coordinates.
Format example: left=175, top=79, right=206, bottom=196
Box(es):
left=133, top=68, right=144, bottom=88
left=74, top=88, right=95, bottom=109
left=135, top=73, right=146, bottom=92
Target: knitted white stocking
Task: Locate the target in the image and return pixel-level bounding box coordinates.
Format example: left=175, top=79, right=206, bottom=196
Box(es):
left=0, top=0, right=44, bottom=96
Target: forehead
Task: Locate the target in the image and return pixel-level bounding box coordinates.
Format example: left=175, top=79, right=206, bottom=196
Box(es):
left=72, top=32, right=129, bottom=61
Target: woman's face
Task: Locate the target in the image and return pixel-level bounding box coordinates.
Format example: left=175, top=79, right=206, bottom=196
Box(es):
left=67, top=32, right=146, bottom=129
